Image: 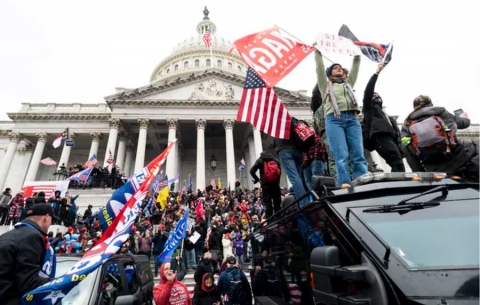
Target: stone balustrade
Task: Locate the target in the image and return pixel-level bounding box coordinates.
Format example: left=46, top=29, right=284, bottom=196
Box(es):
left=19, top=103, right=111, bottom=113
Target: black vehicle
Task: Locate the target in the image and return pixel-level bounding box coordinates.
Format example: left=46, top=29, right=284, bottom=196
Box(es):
left=56, top=253, right=154, bottom=305
left=255, top=173, right=479, bottom=305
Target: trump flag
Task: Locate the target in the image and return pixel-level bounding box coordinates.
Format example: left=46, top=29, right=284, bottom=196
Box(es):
left=158, top=207, right=189, bottom=263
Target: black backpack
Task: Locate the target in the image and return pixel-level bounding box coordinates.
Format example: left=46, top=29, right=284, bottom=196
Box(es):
left=226, top=268, right=245, bottom=304
left=261, top=268, right=282, bottom=297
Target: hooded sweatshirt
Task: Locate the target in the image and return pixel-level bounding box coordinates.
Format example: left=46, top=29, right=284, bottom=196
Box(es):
left=153, top=263, right=192, bottom=305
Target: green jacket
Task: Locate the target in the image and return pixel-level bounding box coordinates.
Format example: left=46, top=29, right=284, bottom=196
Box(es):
left=315, top=50, right=361, bottom=117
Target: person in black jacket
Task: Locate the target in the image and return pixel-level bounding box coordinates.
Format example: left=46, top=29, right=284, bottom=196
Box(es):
left=192, top=273, right=222, bottom=305
left=152, top=227, right=166, bottom=277
left=362, top=63, right=405, bottom=172
left=250, top=151, right=282, bottom=219
left=0, top=204, right=54, bottom=305
left=194, top=252, right=218, bottom=285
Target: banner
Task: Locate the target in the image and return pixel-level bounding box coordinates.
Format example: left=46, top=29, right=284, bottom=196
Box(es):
left=314, top=33, right=361, bottom=56
left=158, top=207, right=189, bottom=263
left=21, top=144, right=174, bottom=305
left=98, top=142, right=175, bottom=231
left=22, top=181, right=70, bottom=199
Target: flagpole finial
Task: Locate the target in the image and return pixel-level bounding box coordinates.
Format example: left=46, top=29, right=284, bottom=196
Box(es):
left=203, top=6, right=209, bottom=20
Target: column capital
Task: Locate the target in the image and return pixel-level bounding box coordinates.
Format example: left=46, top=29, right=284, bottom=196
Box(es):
left=8, top=132, right=22, bottom=143
left=90, top=132, right=103, bottom=142
left=118, top=131, right=129, bottom=141
left=137, top=119, right=150, bottom=130
left=195, top=118, right=207, bottom=130
left=109, top=118, right=122, bottom=130
left=223, top=118, right=235, bottom=130
left=35, top=132, right=48, bottom=143
left=69, top=132, right=77, bottom=139
left=17, top=144, right=33, bottom=154
left=167, top=118, right=178, bottom=129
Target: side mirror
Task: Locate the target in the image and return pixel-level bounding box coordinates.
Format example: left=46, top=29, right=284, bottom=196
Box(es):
left=115, top=295, right=139, bottom=305
left=310, top=246, right=340, bottom=294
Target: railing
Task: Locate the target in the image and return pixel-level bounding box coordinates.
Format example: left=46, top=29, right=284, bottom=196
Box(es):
left=20, top=103, right=111, bottom=113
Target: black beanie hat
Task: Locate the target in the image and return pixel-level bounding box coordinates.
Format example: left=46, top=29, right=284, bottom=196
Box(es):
left=413, top=95, right=432, bottom=108
left=326, top=63, right=342, bottom=78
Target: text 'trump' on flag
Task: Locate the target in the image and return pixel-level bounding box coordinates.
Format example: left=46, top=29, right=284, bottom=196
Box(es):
left=236, top=68, right=291, bottom=139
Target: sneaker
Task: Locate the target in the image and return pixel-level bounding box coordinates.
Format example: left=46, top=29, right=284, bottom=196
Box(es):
left=341, top=183, right=351, bottom=189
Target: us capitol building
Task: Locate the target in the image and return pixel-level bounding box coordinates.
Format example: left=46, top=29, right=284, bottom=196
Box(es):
left=0, top=9, right=478, bottom=198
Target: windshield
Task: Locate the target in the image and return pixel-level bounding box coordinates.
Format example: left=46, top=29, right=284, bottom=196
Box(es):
left=354, top=196, right=479, bottom=270
left=56, top=259, right=99, bottom=305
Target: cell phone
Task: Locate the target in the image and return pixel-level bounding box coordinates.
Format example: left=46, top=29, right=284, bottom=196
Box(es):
left=454, top=109, right=464, bottom=116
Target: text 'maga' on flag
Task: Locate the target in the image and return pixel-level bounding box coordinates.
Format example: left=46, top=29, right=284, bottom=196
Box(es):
left=202, top=27, right=212, bottom=48
left=232, top=26, right=314, bottom=88
left=338, top=24, right=393, bottom=64
left=67, top=166, right=93, bottom=182
left=236, top=68, right=292, bottom=139
left=52, top=128, right=69, bottom=149
left=40, top=157, right=57, bottom=166
left=98, top=141, right=175, bottom=231
left=84, top=154, right=98, bottom=168
left=22, top=144, right=173, bottom=305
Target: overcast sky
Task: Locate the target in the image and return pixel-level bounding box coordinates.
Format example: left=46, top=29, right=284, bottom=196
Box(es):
left=1, top=0, right=479, bottom=123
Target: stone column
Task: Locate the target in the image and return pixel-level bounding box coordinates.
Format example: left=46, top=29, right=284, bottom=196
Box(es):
left=0, top=132, right=22, bottom=190
left=224, top=119, right=236, bottom=188
left=124, top=145, right=134, bottom=176
left=166, top=119, right=178, bottom=182
left=105, top=119, right=121, bottom=169
left=134, top=119, right=150, bottom=173
left=253, top=127, right=263, bottom=159
left=58, top=132, right=76, bottom=169
left=196, top=119, right=206, bottom=191
left=247, top=135, right=258, bottom=188
left=89, top=132, right=103, bottom=158
left=116, top=132, right=128, bottom=172
left=24, top=132, right=48, bottom=183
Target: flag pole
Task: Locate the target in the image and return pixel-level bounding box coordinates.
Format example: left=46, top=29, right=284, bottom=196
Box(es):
left=275, top=24, right=335, bottom=64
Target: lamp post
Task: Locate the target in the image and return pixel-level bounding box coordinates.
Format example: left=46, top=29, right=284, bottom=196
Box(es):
left=210, top=126, right=217, bottom=172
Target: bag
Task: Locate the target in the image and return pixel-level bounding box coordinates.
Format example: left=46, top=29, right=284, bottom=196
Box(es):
left=227, top=268, right=245, bottom=304
left=262, top=269, right=282, bottom=297
left=406, top=116, right=457, bottom=163
left=291, top=117, right=315, bottom=152
left=263, top=160, right=281, bottom=183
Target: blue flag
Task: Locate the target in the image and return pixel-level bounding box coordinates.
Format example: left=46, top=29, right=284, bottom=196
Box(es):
left=68, top=167, right=93, bottom=182
left=158, top=207, right=189, bottom=263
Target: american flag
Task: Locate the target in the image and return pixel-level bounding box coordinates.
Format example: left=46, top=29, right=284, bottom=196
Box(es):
left=84, top=154, right=98, bottom=168
left=236, top=68, right=291, bottom=139
left=40, top=157, right=57, bottom=166
left=202, top=27, right=212, bottom=48
left=205, top=214, right=211, bottom=250
left=68, top=167, right=93, bottom=182
left=105, top=149, right=114, bottom=165
left=158, top=176, right=169, bottom=190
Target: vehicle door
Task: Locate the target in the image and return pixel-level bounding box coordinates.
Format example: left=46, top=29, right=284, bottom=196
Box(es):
left=96, top=259, right=126, bottom=305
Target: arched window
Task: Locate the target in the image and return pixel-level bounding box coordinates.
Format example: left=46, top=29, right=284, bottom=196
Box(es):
left=217, top=60, right=222, bottom=68
left=184, top=61, right=189, bottom=69
left=174, top=64, right=179, bottom=71
left=195, top=59, right=200, bottom=67
left=206, top=59, right=211, bottom=67
left=228, top=62, right=232, bottom=69
left=237, top=66, right=242, bottom=72
left=166, top=68, right=170, bottom=74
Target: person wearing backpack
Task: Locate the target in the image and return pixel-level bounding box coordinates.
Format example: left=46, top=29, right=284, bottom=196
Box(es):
left=401, top=95, right=473, bottom=175
left=252, top=256, right=290, bottom=302
left=217, top=256, right=252, bottom=305
left=362, top=63, right=405, bottom=172
left=250, top=151, right=282, bottom=219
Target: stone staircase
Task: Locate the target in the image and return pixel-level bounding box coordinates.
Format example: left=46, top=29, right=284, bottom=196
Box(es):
left=68, top=188, right=114, bottom=215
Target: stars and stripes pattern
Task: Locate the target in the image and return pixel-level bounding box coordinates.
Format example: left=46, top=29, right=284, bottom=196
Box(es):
left=105, top=149, right=114, bottom=165
left=158, top=176, right=169, bottom=190
left=202, top=27, right=212, bottom=48
left=236, top=68, right=291, bottom=139
left=40, top=157, right=57, bottom=166
left=84, top=154, right=98, bottom=168
left=68, top=167, right=93, bottom=182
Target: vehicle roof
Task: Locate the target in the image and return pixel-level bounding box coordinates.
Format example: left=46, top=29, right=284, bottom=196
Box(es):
left=56, top=253, right=149, bottom=263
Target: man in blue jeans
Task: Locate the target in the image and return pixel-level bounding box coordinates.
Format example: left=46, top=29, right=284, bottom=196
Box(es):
left=274, top=138, right=310, bottom=208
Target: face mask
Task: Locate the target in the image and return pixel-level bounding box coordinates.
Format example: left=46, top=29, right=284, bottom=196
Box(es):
left=373, top=97, right=382, bottom=104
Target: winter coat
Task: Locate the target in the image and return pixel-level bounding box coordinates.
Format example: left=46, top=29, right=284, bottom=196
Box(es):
left=192, top=282, right=222, bottom=305
left=153, top=263, right=192, bottom=305
left=194, top=259, right=217, bottom=284
left=0, top=219, right=51, bottom=305
left=222, top=238, right=233, bottom=262
left=152, top=232, right=165, bottom=255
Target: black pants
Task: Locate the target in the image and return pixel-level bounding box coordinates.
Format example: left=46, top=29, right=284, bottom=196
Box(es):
left=373, top=133, right=405, bottom=172
left=262, top=184, right=282, bottom=219
left=0, top=207, right=9, bottom=225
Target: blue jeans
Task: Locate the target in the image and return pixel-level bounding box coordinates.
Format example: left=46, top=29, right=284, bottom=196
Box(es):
left=185, top=249, right=196, bottom=269
left=325, top=112, right=368, bottom=186
left=304, top=160, right=327, bottom=190
left=279, top=149, right=309, bottom=207
left=154, top=255, right=160, bottom=276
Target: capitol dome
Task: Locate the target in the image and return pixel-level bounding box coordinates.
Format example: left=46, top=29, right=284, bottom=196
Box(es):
left=150, top=8, right=248, bottom=84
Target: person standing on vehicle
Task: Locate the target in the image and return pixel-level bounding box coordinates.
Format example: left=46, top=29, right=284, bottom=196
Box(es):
left=250, top=151, right=282, bottom=219
left=153, top=262, right=192, bottom=305
left=0, top=204, right=54, bottom=305
left=0, top=188, right=13, bottom=225
left=217, top=256, right=252, bottom=305
left=362, top=63, right=405, bottom=172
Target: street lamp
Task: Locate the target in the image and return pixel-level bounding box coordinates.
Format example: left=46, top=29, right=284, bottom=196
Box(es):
left=210, top=126, right=217, bottom=171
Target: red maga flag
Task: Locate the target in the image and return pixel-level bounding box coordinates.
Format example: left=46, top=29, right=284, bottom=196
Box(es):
left=232, top=26, right=314, bottom=88
left=236, top=68, right=291, bottom=139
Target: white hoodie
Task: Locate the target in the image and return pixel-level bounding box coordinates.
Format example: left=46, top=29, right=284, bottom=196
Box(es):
left=222, top=237, right=233, bottom=262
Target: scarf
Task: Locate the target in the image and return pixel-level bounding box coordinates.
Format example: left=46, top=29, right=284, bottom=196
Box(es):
left=202, top=273, right=215, bottom=293
left=14, top=222, right=56, bottom=278
left=327, top=78, right=358, bottom=118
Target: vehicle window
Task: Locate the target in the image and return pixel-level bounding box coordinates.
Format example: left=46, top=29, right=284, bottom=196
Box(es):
left=102, top=261, right=124, bottom=304
left=123, top=261, right=139, bottom=294
left=137, top=261, right=153, bottom=286
left=357, top=197, right=479, bottom=269
left=55, top=259, right=99, bottom=305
